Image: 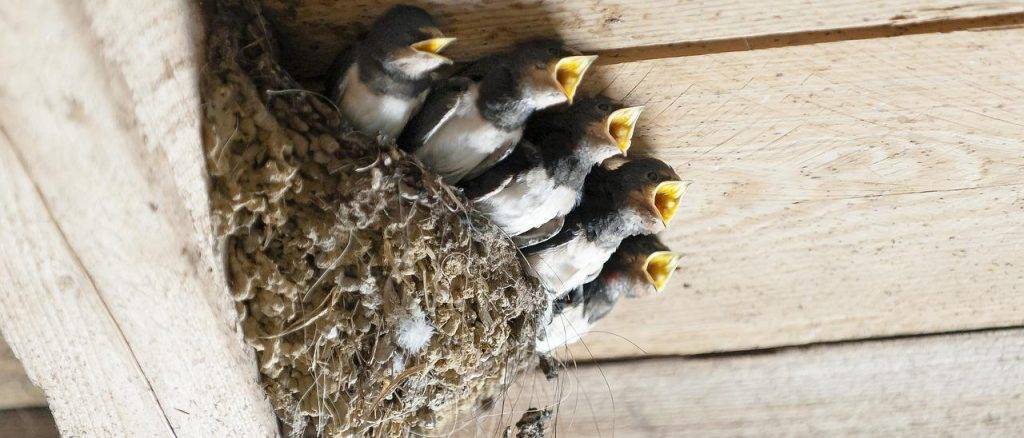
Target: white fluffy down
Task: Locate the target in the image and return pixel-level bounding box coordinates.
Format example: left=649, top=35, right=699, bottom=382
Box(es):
left=395, top=306, right=435, bottom=354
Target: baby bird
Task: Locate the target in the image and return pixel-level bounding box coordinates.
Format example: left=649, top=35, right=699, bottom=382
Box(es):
left=522, top=157, right=687, bottom=299
left=461, top=96, right=643, bottom=247
left=399, top=39, right=597, bottom=184
left=328, top=5, right=455, bottom=138
left=535, top=234, right=681, bottom=352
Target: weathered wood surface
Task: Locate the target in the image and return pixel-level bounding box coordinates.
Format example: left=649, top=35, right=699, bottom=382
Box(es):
left=463, top=329, right=1024, bottom=437
left=260, top=0, right=1024, bottom=77
left=0, top=339, right=44, bottom=410
left=2, top=0, right=1023, bottom=433
left=0, top=0, right=277, bottom=436
left=565, top=28, right=1024, bottom=359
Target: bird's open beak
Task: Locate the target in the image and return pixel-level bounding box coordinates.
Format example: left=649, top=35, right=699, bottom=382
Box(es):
left=650, top=180, right=689, bottom=225
left=606, top=106, right=644, bottom=154
left=411, top=37, right=457, bottom=62
left=643, top=251, right=682, bottom=292
left=550, top=55, right=598, bottom=104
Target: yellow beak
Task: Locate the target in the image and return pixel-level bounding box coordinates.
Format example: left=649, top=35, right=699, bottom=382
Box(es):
left=550, top=55, right=598, bottom=104
left=606, top=106, right=644, bottom=154
left=651, top=180, right=690, bottom=226
left=643, top=251, right=682, bottom=292
left=411, top=37, right=457, bottom=59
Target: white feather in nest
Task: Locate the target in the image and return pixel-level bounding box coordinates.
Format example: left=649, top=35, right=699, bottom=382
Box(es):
left=394, top=304, right=434, bottom=354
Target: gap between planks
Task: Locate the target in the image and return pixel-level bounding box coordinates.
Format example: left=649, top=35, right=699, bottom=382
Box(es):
left=564, top=323, right=1024, bottom=368
left=461, top=327, right=1024, bottom=437
left=596, top=10, right=1024, bottom=64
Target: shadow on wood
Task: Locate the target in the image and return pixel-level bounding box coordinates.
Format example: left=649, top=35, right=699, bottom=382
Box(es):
left=261, top=0, right=561, bottom=78
left=0, top=409, right=58, bottom=438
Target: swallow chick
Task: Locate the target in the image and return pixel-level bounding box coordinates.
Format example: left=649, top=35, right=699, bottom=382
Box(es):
left=328, top=5, right=455, bottom=138
left=535, top=234, right=681, bottom=353
left=398, top=39, right=597, bottom=184
left=460, top=96, right=643, bottom=247
left=522, top=157, right=687, bottom=299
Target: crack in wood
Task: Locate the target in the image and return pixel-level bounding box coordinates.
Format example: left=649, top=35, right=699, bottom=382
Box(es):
left=567, top=324, right=1024, bottom=367
left=790, top=182, right=1024, bottom=204
left=0, top=125, right=180, bottom=438
left=595, top=11, right=1024, bottom=65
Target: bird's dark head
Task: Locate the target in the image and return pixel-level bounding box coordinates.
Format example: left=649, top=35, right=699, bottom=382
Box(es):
left=364, top=5, right=455, bottom=79
left=533, top=96, right=643, bottom=160
left=587, top=157, right=687, bottom=233
left=501, top=39, right=597, bottom=109
left=609, top=235, right=681, bottom=297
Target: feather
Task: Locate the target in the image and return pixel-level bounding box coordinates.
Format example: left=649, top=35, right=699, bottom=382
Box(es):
left=395, top=306, right=434, bottom=354
left=460, top=141, right=539, bottom=201
left=510, top=215, right=564, bottom=248
left=398, top=77, right=468, bottom=152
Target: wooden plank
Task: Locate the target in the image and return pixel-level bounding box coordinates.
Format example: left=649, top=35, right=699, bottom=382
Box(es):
left=0, top=1, right=277, bottom=436
left=0, top=134, right=175, bottom=435
left=461, top=329, right=1024, bottom=437
left=564, top=28, right=1024, bottom=359
left=259, top=0, right=1024, bottom=77
left=0, top=339, right=44, bottom=410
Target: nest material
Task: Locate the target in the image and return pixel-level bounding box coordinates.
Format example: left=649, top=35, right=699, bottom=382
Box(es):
left=201, top=2, right=546, bottom=435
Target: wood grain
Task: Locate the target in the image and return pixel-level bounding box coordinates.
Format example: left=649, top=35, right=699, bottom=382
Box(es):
left=0, top=339, right=44, bottom=410
left=259, top=0, right=1024, bottom=77
left=0, top=133, right=178, bottom=436
left=564, top=28, right=1024, bottom=359
left=0, top=0, right=277, bottom=436
left=461, top=329, right=1024, bottom=437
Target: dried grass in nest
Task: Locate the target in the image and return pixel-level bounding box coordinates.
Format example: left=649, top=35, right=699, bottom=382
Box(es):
left=200, top=1, right=546, bottom=435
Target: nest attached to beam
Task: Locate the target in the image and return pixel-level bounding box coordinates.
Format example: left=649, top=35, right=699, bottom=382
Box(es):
left=200, top=2, right=546, bottom=436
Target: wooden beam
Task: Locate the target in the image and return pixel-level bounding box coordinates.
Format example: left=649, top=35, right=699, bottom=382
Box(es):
left=0, top=131, right=177, bottom=436
left=462, top=329, right=1024, bottom=437
left=0, top=1, right=277, bottom=436
left=259, top=0, right=1024, bottom=77
left=0, top=339, right=44, bottom=410
left=565, top=28, right=1024, bottom=359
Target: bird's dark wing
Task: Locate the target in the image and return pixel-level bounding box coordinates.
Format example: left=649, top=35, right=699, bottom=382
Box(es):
left=583, top=279, right=620, bottom=323
left=397, top=77, right=469, bottom=152
left=460, top=167, right=514, bottom=202
left=462, top=132, right=520, bottom=181
left=326, top=46, right=356, bottom=103
left=552, top=284, right=585, bottom=316
left=511, top=215, right=565, bottom=248
left=521, top=222, right=580, bottom=256
left=459, top=142, right=535, bottom=201
left=460, top=139, right=540, bottom=198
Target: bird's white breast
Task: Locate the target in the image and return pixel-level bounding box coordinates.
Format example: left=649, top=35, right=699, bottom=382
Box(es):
left=476, top=169, right=577, bottom=236
left=414, top=84, right=521, bottom=183
left=527, top=237, right=614, bottom=298
left=535, top=304, right=591, bottom=353
left=339, top=65, right=425, bottom=138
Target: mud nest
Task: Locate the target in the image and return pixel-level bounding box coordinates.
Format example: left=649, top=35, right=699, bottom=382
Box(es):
left=201, top=2, right=547, bottom=436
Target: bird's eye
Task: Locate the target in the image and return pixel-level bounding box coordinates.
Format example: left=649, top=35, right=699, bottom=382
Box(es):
left=597, top=103, right=612, bottom=111
left=547, top=47, right=560, bottom=55
left=647, top=171, right=660, bottom=181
